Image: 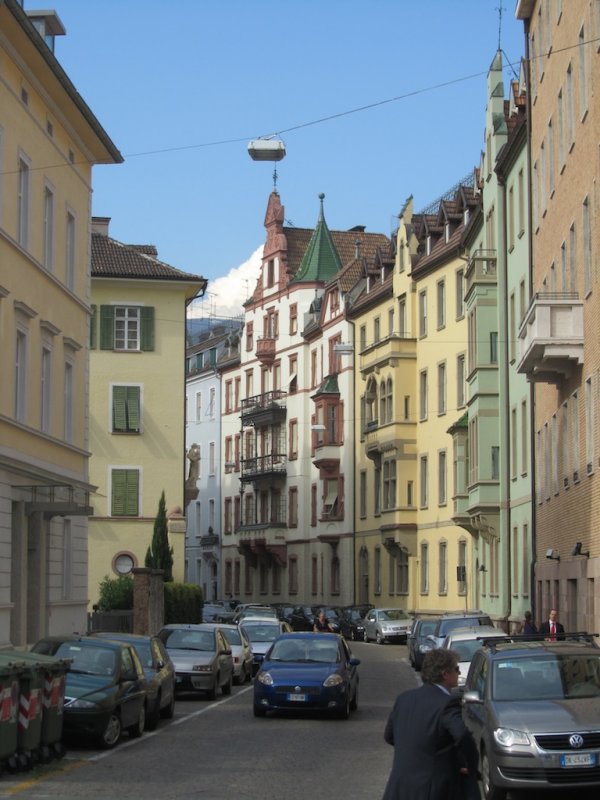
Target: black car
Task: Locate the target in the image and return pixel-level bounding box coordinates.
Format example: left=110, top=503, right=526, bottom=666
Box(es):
left=271, top=603, right=295, bottom=625
left=335, top=607, right=367, bottom=641
left=407, top=617, right=440, bottom=671
left=90, top=632, right=176, bottom=729
left=289, top=606, right=316, bottom=631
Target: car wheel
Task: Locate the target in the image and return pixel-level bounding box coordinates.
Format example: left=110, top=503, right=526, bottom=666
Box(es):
left=236, top=664, right=246, bottom=685
left=376, top=630, right=385, bottom=645
left=253, top=704, right=267, bottom=717
left=363, top=629, right=369, bottom=643
left=127, top=703, right=145, bottom=739
left=98, top=711, right=122, bottom=749
left=145, top=694, right=161, bottom=731
left=337, top=692, right=351, bottom=720
left=481, top=748, right=506, bottom=800
left=207, top=677, right=218, bottom=701
left=160, top=689, right=175, bottom=719
left=350, top=683, right=358, bottom=712
left=222, top=672, right=233, bottom=696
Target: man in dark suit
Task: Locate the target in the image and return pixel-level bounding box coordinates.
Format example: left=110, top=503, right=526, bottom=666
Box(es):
left=382, top=648, right=480, bottom=800
left=539, top=608, right=565, bottom=640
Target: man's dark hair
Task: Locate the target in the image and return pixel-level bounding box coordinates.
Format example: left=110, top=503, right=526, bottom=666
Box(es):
left=421, top=648, right=459, bottom=684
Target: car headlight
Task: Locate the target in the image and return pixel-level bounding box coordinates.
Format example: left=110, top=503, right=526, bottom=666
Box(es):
left=65, top=698, right=99, bottom=709
left=256, top=671, right=273, bottom=686
left=418, top=643, right=433, bottom=653
left=323, top=674, right=344, bottom=687
left=192, top=665, right=212, bottom=672
left=494, top=727, right=530, bottom=747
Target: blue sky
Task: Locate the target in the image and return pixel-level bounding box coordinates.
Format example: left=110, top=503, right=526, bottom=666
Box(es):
left=48, top=0, right=525, bottom=311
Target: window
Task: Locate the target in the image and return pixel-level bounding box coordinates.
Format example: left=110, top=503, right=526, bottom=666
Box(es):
left=234, top=377, right=241, bottom=410
left=457, top=354, right=466, bottom=408
left=208, top=387, right=215, bottom=419
left=224, top=498, right=232, bottom=534
left=289, top=419, right=298, bottom=458
left=289, top=486, right=298, bottom=527
left=419, top=455, right=428, bottom=508
left=288, top=354, right=298, bottom=395
left=388, top=308, right=394, bottom=336
left=225, top=380, right=233, bottom=413
left=322, top=477, right=340, bottom=520
left=62, top=520, right=72, bottom=599
left=557, top=88, right=565, bottom=169
left=438, top=450, right=446, bottom=505
left=490, top=332, right=498, bottom=364
left=64, top=361, right=73, bottom=443
left=289, top=558, right=298, bottom=594
left=509, top=294, right=516, bottom=362
left=112, top=385, right=141, bottom=433
left=586, top=377, right=594, bottom=474
left=569, top=223, right=577, bottom=293
left=572, top=392, right=580, bottom=481
left=43, top=184, right=54, bottom=270
left=438, top=542, right=447, bottom=594
left=419, top=369, right=428, bottom=420
left=437, top=362, right=446, bottom=415
left=518, top=169, right=525, bottom=234
left=66, top=211, right=76, bottom=290
left=311, top=556, right=318, bottom=595
left=374, top=547, right=381, bottom=594
left=310, top=350, right=318, bottom=388
left=359, top=325, right=367, bottom=351
left=195, top=392, right=202, bottom=422
left=492, top=445, right=500, bottom=480
left=41, top=345, right=52, bottom=432
left=458, top=540, right=467, bottom=595
left=383, top=459, right=397, bottom=510
left=436, top=280, right=445, bottom=328
left=100, top=306, right=154, bottom=351
left=396, top=549, right=408, bottom=595
left=360, top=471, right=367, bottom=518
left=521, top=400, right=528, bottom=475
left=579, top=26, right=588, bottom=117
left=245, top=369, right=253, bottom=399
left=374, top=317, right=380, bottom=343
left=566, top=63, right=574, bottom=148
left=418, top=290, right=427, bottom=337
left=246, top=321, right=253, bottom=351
left=266, top=259, right=275, bottom=288
left=583, top=197, right=591, bottom=295
left=289, top=303, right=297, bottom=335
left=420, top=543, right=429, bottom=593
left=111, top=469, right=139, bottom=516
left=18, top=156, right=30, bottom=247
left=311, top=484, right=317, bottom=526
left=455, top=270, right=464, bottom=319
left=548, top=118, right=555, bottom=195
left=407, top=480, right=413, bottom=507
left=398, top=295, right=407, bottom=336
left=508, top=185, right=515, bottom=249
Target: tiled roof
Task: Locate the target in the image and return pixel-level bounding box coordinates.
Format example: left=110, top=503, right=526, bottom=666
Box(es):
left=91, top=232, right=204, bottom=282
left=284, top=227, right=390, bottom=280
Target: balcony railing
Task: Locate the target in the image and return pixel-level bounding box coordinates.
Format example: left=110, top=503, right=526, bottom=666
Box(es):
left=240, top=453, right=287, bottom=481
left=241, top=390, right=287, bottom=425
left=359, top=333, right=415, bottom=374
left=465, top=249, right=497, bottom=295
left=238, top=496, right=287, bottom=529
left=517, top=292, right=584, bottom=383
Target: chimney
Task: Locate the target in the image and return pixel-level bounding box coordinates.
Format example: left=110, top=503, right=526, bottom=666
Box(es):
left=92, top=216, right=111, bottom=237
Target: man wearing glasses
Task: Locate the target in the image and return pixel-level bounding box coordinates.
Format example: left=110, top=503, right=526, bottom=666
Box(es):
left=382, top=648, right=480, bottom=799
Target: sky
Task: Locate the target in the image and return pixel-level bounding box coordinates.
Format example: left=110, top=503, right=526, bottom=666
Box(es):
left=45, top=0, right=526, bottom=316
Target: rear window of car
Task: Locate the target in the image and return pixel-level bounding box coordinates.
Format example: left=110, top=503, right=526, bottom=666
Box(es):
left=439, top=617, right=491, bottom=636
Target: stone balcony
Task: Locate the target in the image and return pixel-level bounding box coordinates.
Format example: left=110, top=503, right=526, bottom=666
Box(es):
left=256, top=335, right=276, bottom=366
left=359, top=334, right=415, bottom=375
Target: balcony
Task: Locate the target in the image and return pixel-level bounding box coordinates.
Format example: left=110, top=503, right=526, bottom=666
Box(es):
left=517, top=292, right=584, bottom=383
left=199, top=533, right=219, bottom=548
left=240, top=453, right=287, bottom=482
left=241, top=390, right=287, bottom=426
left=237, top=530, right=287, bottom=567
left=359, top=334, right=416, bottom=375
left=465, top=249, right=497, bottom=295
left=364, top=417, right=413, bottom=460
left=238, top=495, right=287, bottom=530
left=256, top=335, right=276, bottom=366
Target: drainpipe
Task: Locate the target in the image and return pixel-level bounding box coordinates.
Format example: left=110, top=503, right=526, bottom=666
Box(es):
left=347, top=318, right=357, bottom=606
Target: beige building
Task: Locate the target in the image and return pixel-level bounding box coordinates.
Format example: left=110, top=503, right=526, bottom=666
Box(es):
left=0, top=2, right=121, bottom=646
left=516, top=0, right=599, bottom=632
left=88, top=219, right=206, bottom=605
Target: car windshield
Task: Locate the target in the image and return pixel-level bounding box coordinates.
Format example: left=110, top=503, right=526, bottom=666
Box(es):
left=56, top=643, right=116, bottom=677
left=222, top=628, right=242, bottom=646
left=418, top=620, right=438, bottom=636
left=162, top=630, right=215, bottom=651
left=242, top=624, right=280, bottom=643
left=380, top=610, right=408, bottom=621
left=269, top=639, right=340, bottom=663
left=492, top=654, right=600, bottom=701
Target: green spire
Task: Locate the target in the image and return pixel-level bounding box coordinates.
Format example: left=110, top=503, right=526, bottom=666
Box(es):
left=292, top=193, right=342, bottom=282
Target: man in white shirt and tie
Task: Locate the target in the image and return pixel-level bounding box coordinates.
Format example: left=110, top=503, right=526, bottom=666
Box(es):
left=540, top=608, right=565, bottom=640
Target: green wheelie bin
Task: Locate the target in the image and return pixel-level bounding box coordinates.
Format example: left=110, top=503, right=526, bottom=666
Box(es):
left=0, top=652, right=44, bottom=770
left=14, top=651, right=69, bottom=763
left=0, top=654, right=25, bottom=775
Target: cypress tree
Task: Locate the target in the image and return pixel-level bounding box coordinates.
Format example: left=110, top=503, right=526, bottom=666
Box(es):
left=146, top=490, right=174, bottom=581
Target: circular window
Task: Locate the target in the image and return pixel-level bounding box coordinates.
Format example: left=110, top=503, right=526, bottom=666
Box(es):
left=113, top=552, right=135, bottom=575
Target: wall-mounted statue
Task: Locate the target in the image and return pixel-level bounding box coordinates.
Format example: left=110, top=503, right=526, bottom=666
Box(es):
left=184, top=443, right=201, bottom=506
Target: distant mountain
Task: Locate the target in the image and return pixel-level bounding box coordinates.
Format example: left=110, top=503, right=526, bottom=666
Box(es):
left=186, top=316, right=243, bottom=346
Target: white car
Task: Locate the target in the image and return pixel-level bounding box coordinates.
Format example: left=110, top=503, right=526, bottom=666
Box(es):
left=219, top=623, right=254, bottom=684
left=240, top=618, right=293, bottom=674
left=440, top=625, right=506, bottom=687
left=363, top=608, right=412, bottom=644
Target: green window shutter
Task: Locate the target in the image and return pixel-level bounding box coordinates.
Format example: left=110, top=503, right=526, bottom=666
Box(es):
left=140, top=307, right=154, bottom=351
left=125, top=470, right=139, bottom=515
left=111, top=469, right=127, bottom=515
left=111, top=469, right=139, bottom=516
left=127, top=386, right=141, bottom=432
left=90, top=304, right=98, bottom=349
left=112, top=386, right=127, bottom=431
left=100, top=305, right=115, bottom=350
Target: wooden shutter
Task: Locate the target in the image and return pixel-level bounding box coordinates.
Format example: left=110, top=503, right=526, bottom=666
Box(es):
left=111, top=469, right=126, bottom=515
left=127, top=386, right=140, bottom=431
left=90, top=304, right=98, bottom=349
left=140, top=307, right=154, bottom=351
left=113, top=386, right=127, bottom=431
left=124, top=470, right=139, bottom=515
left=111, top=469, right=139, bottom=516
left=100, top=305, right=115, bottom=350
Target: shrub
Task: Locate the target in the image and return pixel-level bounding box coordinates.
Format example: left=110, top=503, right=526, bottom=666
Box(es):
left=97, top=574, right=134, bottom=611
left=164, top=583, right=203, bottom=624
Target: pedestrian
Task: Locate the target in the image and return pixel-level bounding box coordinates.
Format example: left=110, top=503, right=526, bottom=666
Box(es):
left=313, top=610, right=333, bottom=632
left=517, top=610, right=538, bottom=636
left=382, top=648, right=480, bottom=800
left=539, top=608, right=565, bottom=641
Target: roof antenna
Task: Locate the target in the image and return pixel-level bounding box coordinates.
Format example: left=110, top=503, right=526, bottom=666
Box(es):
left=496, top=3, right=505, bottom=51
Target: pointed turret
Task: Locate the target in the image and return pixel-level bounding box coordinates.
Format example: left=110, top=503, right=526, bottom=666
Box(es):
left=292, top=194, right=342, bottom=283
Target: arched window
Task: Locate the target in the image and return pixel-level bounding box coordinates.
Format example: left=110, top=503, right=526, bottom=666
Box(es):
left=386, top=377, right=393, bottom=423
left=380, top=379, right=387, bottom=423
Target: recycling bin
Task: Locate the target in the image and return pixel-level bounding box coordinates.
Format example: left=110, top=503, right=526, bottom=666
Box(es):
left=0, top=652, right=44, bottom=770
left=13, top=651, right=69, bottom=763
left=0, top=654, right=25, bottom=774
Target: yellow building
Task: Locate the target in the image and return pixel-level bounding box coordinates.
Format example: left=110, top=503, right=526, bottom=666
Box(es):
left=88, top=218, right=206, bottom=605
left=0, top=2, right=121, bottom=646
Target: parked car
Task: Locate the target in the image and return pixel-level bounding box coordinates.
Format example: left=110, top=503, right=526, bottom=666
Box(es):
left=311, top=607, right=341, bottom=634
left=271, top=603, right=295, bottom=625
left=90, top=631, right=176, bottom=728
left=407, top=617, right=440, bottom=671
left=240, top=618, right=293, bottom=675
left=158, top=623, right=234, bottom=699
left=335, top=607, right=367, bottom=641
left=253, top=632, right=360, bottom=719
left=289, top=605, right=316, bottom=631
left=427, top=611, right=493, bottom=649
left=31, top=635, right=147, bottom=748
left=463, top=636, right=600, bottom=800
left=231, top=605, right=278, bottom=624
left=202, top=602, right=235, bottom=623
left=440, top=626, right=504, bottom=689
left=219, top=623, right=253, bottom=684
left=363, top=608, right=412, bottom=644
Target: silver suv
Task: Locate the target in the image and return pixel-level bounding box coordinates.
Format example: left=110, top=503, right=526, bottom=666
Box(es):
left=463, top=637, right=600, bottom=800
left=427, top=611, right=493, bottom=649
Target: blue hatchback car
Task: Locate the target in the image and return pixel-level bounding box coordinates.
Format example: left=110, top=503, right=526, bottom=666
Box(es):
left=253, top=632, right=360, bottom=719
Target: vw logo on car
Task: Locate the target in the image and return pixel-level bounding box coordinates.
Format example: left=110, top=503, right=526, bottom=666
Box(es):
left=569, top=734, right=584, bottom=749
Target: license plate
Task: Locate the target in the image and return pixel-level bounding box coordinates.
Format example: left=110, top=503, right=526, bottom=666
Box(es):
left=287, top=693, right=306, bottom=702
left=560, top=753, right=596, bottom=767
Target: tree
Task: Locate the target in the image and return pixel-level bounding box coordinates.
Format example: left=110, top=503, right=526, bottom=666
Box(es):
left=145, top=490, right=174, bottom=581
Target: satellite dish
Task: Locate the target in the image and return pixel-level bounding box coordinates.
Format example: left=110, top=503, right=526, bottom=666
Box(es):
left=248, top=137, right=286, bottom=162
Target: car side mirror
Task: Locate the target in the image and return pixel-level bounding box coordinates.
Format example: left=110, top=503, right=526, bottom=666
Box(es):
left=156, top=659, right=165, bottom=670
left=462, top=690, right=483, bottom=705
left=121, top=668, right=139, bottom=682
left=222, top=647, right=232, bottom=656
left=348, top=657, right=361, bottom=667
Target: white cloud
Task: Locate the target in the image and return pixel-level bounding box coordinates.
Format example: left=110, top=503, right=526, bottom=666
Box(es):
left=190, top=245, right=263, bottom=319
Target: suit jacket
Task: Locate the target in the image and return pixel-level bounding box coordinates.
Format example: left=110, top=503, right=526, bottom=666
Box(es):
left=382, top=683, right=479, bottom=800
left=539, top=620, right=565, bottom=639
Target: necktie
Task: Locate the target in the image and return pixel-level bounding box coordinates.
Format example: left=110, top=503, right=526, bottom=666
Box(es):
left=550, top=621, right=556, bottom=640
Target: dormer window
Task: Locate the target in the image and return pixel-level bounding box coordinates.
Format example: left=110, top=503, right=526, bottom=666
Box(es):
left=444, top=223, right=450, bottom=243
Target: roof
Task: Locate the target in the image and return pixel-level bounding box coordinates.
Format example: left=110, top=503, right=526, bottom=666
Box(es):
left=92, top=232, right=206, bottom=285
left=291, top=194, right=343, bottom=283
